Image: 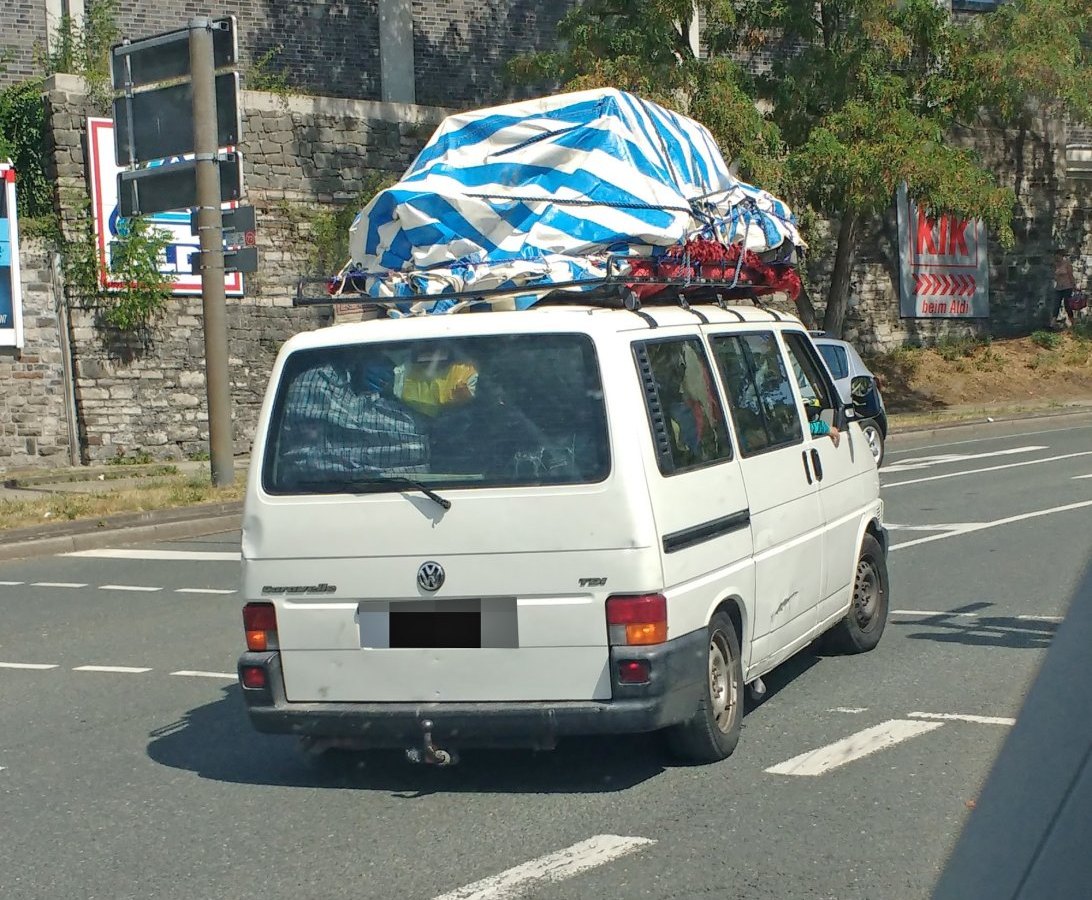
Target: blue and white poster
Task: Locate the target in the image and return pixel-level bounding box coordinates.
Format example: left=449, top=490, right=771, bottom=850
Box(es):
left=0, top=161, right=23, bottom=348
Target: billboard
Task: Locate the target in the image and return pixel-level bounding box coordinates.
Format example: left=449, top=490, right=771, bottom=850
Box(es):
left=0, top=162, right=23, bottom=348
left=896, top=182, right=989, bottom=318
left=87, top=117, right=243, bottom=296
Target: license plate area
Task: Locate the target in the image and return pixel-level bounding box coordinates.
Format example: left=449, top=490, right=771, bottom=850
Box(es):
left=357, top=598, right=518, bottom=649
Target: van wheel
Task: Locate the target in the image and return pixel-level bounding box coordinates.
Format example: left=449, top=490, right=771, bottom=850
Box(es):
left=860, top=419, right=885, bottom=467
left=825, top=535, right=889, bottom=653
left=665, top=612, right=744, bottom=763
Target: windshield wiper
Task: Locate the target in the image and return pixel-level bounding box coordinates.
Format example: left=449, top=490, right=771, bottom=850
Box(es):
left=297, top=476, right=452, bottom=510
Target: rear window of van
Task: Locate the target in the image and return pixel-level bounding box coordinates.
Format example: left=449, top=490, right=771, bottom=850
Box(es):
left=262, top=333, right=610, bottom=494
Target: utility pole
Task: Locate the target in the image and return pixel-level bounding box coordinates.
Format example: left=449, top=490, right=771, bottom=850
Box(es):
left=189, top=16, right=234, bottom=486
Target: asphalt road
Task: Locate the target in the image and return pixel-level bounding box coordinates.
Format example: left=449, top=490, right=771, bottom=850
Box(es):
left=3, top=414, right=1091, bottom=900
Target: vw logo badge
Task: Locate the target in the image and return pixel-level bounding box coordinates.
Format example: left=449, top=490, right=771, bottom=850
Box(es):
left=417, top=561, right=445, bottom=593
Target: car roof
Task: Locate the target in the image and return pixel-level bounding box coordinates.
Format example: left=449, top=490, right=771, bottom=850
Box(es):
left=280, top=303, right=808, bottom=353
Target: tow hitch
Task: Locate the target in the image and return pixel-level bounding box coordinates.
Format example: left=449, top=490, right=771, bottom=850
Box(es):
left=405, top=719, right=459, bottom=766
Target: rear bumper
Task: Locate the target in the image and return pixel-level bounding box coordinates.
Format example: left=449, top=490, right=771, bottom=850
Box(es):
left=237, top=628, right=708, bottom=749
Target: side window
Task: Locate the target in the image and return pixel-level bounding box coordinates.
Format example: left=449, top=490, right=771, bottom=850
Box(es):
left=634, top=337, right=732, bottom=475
left=782, top=331, right=839, bottom=430
left=710, top=332, right=803, bottom=456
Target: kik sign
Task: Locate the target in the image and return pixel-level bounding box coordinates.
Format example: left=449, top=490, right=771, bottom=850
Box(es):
left=896, top=183, right=989, bottom=318
left=87, top=118, right=243, bottom=296
left=0, top=162, right=23, bottom=348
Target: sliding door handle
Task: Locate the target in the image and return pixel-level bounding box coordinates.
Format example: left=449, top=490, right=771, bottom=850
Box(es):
left=801, top=450, right=813, bottom=484
left=810, top=448, right=824, bottom=482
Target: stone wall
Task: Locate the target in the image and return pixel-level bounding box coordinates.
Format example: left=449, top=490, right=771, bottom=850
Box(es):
left=0, top=237, right=74, bottom=470
left=37, top=75, right=445, bottom=464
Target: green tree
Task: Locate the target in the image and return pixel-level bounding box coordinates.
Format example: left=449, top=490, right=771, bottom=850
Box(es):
left=512, top=0, right=1092, bottom=337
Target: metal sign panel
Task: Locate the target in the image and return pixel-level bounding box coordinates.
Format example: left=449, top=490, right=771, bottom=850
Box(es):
left=189, top=245, right=258, bottom=274
left=87, top=117, right=243, bottom=296
left=118, top=153, right=242, bottom=217
left=191, top=203, right=255, bottom=237
left=110, top=17, right=238, bottom=89
left=897, top=183, right=990, bottom=318
left=0, top=163, right=24, bottom=348
left=113, top=72, right=240, bottom=167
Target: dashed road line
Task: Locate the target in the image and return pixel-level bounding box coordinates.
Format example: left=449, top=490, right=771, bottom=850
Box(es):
left=828, top=707, right=868, bottom=714
left=174, top=588, right=236, bottom=595
left=63, top=548, right=241, bottom=561
left=892, top=609, right=1063, bottom=623
left=433, top=834, right=656, bottom=900
left=765, top=719, right=944, bottom=777
left=908, top=712, right=1016, bottom=726
left=30, top=581, right=87, bottom=588
left=73, top=665, right=152, bottom=674
left=0, top=662, right=59, bottom=670
left=100, top=584, right=162, bottom=593
left=890, top=498, right=1092, bottom=551
left=171, top=670, right=236, bottom=679
left=0, top=581, right=25, bottom=586
left=882, top=445, right=1048, bottom=474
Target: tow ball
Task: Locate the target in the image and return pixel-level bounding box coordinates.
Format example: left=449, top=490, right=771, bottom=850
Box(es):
left=405, top=719, right=459, bottom=766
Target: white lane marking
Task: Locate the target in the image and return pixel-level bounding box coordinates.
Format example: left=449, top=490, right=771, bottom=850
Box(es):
left=890, top=498, right=1092, bottom=551
left=0, top=662, right=60, bottom=670
left=829, top=707, right=868, bottom=714
left=64, top=548, right=240, bottom=561
left=908, top=712, right=1016, bottom=726
left=31, top=581, right=87, bottom=588
left=171, top=670, right=237, bottom=679
left=892, top=609, right=978, bottom=617
left=433, top=834, right=656, bottom=900
left=0, top=581, right=25, bottom=586
left=883, top=450, right=1092, bottom=487
left=99, top=584, right=162, bottom=593
left=1073, top=474, right=1092, bottom=479
left=893, top=609, right=1063, bottom=623
left=765, top=719, right=944, bottom=776
left=887, top=421, right=1092, bottom=456
left=73, top=665, right=152, bottom=674
left=175, top=588, right=237, bottom=595
left=882, top=445, right=1048, bottom=474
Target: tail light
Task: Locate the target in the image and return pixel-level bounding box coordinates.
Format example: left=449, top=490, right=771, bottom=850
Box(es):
left=606, top=593, right=667, bottom=645
left=243, top=602, right=278, bottom=651
left=240, top=665, right=267, bottom=689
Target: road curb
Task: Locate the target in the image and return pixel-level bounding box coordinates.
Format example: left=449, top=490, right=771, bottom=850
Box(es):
left=887, top=404, right=1092, bottom=439
left=0, top=503, right=243, bottom=562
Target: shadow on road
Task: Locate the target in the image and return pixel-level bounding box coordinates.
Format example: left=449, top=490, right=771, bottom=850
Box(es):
left=146, top=686, right=667, bottom=796
left=892, top=602, right=1059, bottom=650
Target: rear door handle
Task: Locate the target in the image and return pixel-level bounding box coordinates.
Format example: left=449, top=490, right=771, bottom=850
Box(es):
left=801, top=450, right=813, bottom=485
left=810, top=448, right=824, bottom=482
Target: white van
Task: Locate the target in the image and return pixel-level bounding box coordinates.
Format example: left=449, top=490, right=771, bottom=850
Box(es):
left=237, top=302, right=888, bottom=763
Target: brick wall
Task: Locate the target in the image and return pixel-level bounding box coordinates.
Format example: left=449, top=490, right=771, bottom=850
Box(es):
left=0, top=237, right=73, bottom=470
left=0, top=1, right=46, bottom=84
left=0, top=1, right=568, bottom=108
left=411, top=0, right=572, bottom=107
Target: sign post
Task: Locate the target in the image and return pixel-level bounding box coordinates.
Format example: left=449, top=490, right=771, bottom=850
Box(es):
left=897, top=183, right=990, bottom=319
left=0, top=163, right=23, bottom=349
left=112, top=17, right=242, bottom=486
left=189, top=17, right=234, bottom=487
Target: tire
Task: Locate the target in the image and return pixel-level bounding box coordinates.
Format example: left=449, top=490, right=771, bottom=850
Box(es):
left=825, top=534, right=889, bottom=654
left=860, top=418, right=885, bottom=467
left=665, top=611, right=744, bottom=763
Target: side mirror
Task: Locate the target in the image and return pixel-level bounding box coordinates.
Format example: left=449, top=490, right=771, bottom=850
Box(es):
left=851, top=376, right=881, bottom=419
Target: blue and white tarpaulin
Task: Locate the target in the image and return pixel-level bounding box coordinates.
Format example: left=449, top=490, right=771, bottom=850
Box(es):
left=346, top=89, right=804, bottom=302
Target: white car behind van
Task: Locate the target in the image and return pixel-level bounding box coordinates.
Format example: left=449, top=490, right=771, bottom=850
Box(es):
left=237, top=302, right=887, bottom=764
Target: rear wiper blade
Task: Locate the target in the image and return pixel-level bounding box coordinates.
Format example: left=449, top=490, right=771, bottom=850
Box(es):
left=298, top=476, right=452, bottom=510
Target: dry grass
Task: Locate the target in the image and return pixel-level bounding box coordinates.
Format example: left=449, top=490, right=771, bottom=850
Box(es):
left=0, top=475, right=246, bottom=532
